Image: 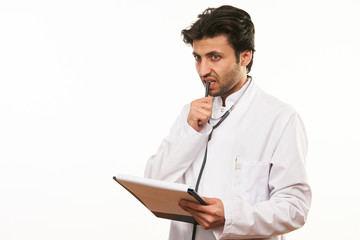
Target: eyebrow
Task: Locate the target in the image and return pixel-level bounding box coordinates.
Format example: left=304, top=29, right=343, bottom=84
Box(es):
left=192, top=51, right=223, bottom=57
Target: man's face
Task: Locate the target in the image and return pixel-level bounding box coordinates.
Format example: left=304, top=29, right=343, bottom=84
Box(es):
left=192, top=35, right=248, bottom=100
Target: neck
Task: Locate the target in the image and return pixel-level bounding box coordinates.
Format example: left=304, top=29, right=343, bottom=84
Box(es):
left=221, top=76, right=248, bottom=106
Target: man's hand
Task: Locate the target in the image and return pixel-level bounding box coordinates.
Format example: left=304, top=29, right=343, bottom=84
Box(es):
left=179, top=197, right=225, bottom=230
left=187, top=96, right=214, bottom=132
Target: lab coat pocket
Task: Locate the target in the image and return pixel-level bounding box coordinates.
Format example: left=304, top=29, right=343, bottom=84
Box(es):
left=233, top=161, right=271, bottom=205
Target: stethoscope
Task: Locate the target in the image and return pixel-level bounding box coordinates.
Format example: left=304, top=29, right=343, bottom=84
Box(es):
left=191, top=76, right=252, bottom=240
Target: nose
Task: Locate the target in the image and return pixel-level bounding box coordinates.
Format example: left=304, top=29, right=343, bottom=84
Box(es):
left=198, top=60, right=212, bottom=78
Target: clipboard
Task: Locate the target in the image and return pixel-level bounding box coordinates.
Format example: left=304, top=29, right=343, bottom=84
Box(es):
left=113, top=174, right=207, bottom=223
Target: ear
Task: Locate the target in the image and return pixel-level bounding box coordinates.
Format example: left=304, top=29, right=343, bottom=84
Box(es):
left=240, top=50, right=253, bottom=67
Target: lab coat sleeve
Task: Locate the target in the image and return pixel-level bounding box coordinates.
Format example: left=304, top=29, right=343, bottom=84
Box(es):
left=144, top=104, right=212, bottom=183
left=214, top=112, right=311, bottom=239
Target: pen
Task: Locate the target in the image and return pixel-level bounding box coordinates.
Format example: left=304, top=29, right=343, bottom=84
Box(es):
left=205, top=81, right=210, bottom=97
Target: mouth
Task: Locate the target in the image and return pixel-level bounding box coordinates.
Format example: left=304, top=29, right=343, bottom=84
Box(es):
left=201, top=75, right=218, bottom=91
left=202, top=78, right=216, bottom=85
left=203, top=80, right=216, bottom=89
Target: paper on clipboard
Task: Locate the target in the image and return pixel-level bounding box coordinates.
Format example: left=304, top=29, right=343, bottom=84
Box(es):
left=113, top=174, right=207, bottom=223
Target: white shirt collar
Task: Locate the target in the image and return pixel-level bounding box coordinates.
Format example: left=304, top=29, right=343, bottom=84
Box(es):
left=211, top=77, right=252, bottom=120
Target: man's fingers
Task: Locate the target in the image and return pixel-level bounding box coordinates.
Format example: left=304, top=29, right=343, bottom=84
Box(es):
left=179, top=200, right=206, bottom=212
left=180, top=200, right=198, bottom=209
left=180, top=205, right=218, bottom=230
left=179, top=198, right=225, bottom=230
left=190, top=100, right=213, bottom=115
left=189, top=109, right=210, bottom=126
left=187, top=97, right=213, bottom=132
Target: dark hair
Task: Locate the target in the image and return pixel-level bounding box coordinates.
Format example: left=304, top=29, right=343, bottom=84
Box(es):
left=181, top=5, right=255, bottom=73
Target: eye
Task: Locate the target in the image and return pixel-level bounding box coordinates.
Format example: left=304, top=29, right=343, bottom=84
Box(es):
left=211, top=54, right=220, bottom=60
left=194, top=54, right=201, bottom=61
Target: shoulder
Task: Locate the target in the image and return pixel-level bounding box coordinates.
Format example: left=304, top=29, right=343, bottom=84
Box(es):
left=247, top=83, right=301, bottom=130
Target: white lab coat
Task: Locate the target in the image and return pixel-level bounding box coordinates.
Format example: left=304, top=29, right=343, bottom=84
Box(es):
left=145, top=81, right=311, bottom=240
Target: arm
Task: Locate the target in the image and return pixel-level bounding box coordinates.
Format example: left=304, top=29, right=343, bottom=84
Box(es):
left=217, top=113, right=311, bottom=239
left=144, top=97, right=213, bottom=183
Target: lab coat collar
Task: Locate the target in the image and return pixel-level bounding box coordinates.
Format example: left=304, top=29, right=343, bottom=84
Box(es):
left=212, top=77, right=252, bottom=120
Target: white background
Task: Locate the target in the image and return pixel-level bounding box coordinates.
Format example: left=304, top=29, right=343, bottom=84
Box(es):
left=1, top=0, right=360, bottom=239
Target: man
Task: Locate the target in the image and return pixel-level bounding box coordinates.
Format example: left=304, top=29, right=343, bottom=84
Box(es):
left=145, top=5, right=311, bottom=240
